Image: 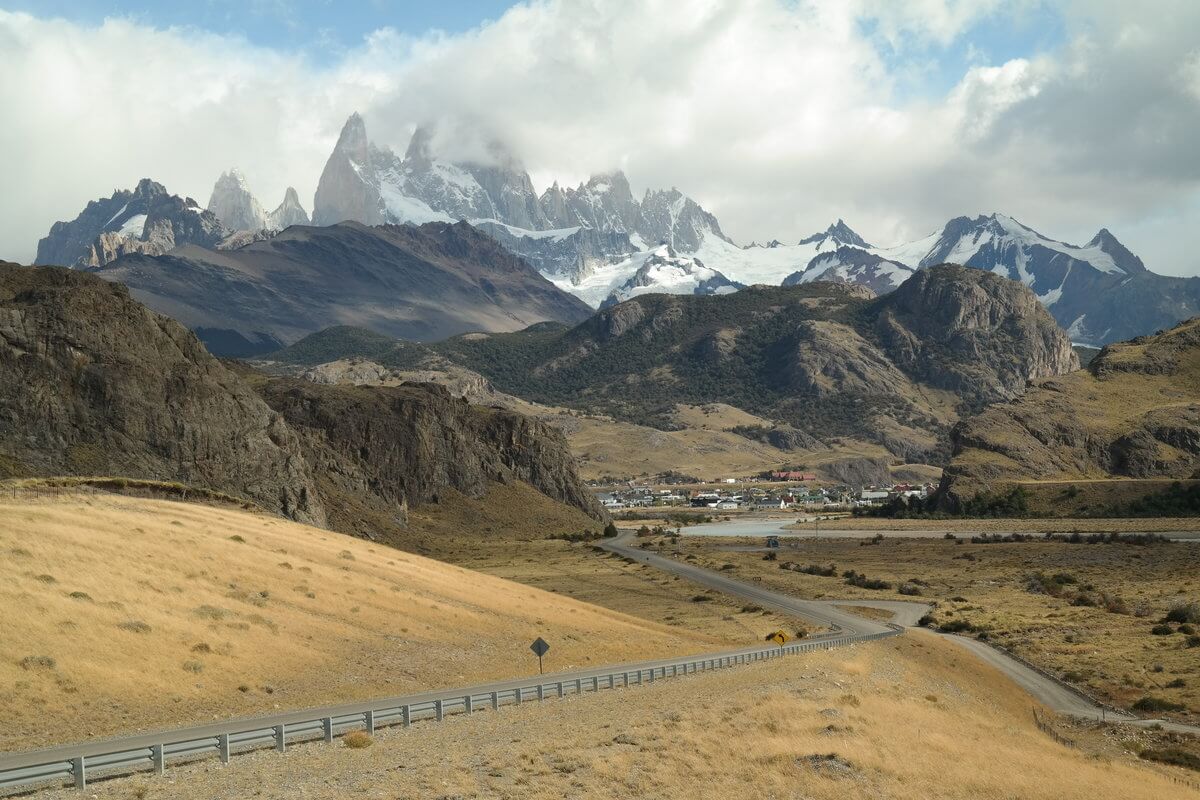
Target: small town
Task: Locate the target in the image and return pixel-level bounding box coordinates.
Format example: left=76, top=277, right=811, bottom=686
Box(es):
left=592, top=476, right=934, bottom=512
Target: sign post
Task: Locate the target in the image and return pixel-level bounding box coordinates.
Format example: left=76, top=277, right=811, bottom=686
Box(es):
left=530, top=637, right=550, bottom=674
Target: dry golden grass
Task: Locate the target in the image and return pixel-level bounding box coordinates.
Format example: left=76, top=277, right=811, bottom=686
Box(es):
left=35, top=633, right=1199, bottom=799
left=0, top=493, right=728, bottom=750
left=425, top=534, right=817, bottom=643
left=814, top=515, right=1200, bottom=533
left=679, top=534, right=1200, bottom=718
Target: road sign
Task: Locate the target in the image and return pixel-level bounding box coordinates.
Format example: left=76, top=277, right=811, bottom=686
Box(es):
left=530, top=637, right=550, bottom=673
left=767, top=630, right=789, bottom=646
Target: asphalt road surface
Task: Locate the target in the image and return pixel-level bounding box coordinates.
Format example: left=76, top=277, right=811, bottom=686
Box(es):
left=599, top=531, right=1200, bottom=733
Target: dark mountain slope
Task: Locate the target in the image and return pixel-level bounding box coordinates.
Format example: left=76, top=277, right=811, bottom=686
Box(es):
left=0, top=262, right=605, bottom=538
left=407, top=265, right=1077, bottom=461
left=0, top=262, right=324, bottom=523
left=90, top=221, right=594, bottom=357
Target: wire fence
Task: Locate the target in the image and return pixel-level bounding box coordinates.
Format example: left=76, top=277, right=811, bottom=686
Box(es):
left=0, top=628, right=900, bottom=793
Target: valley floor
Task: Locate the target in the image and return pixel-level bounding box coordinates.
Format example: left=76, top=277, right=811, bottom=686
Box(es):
left=33, top=633, right=1198, bottom=800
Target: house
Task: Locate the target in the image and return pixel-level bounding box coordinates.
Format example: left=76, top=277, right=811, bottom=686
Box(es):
left=859, top=490, right=890, bottom=502
left=715, top=500, right=740, bottom=510
left=770, top=471, right=817, bottom=481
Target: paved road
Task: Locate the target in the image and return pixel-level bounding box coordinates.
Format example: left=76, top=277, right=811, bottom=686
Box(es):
left=600, top=531, right=1200, bottom=733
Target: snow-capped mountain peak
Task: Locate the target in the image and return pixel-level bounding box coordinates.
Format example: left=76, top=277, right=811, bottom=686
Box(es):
left=208, top=168, right=268, bottom=232
left=799, top=219, right=872, bottom=249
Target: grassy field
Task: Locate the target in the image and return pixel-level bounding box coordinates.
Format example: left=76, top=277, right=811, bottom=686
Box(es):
left=421, top=534, right=818, bottom=643
left=0, top=493, right=728, bottom=750
left=37, top=633, right=1199, bottom=799
left=813, top=516, right=1200, bottom=533
left=674, top=533, right=1200, bottom=719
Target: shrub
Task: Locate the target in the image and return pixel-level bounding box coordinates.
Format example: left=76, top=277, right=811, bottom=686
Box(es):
left=917, top=614, right=935, bottom=627
left=228, top=535, right=246, bottom=543
left=182, top=660, right=203, bottom=673
left=794, top=628, right=808, bottom=639
left=191, top=642, right=212, bottom=654
left=1131, top=695, right=1186, bottom=713
left=842, top=571, right=892, bottom=590
left=1140, top=747, right=1200, bottom=772
left=940, top=619, right=977, bottom=634
left=339, top=550, right=355, bottom=560
left=740, top=605, right=764, bottom=614
left=1166, top=678, right=1187, bottom=688
left=1165, top=602, right=1200, bottom=624
left=603, top=522, right=619, bottom=538
left=691, top=594, right=713, bottom=602
left=19, top=655, right=56, bottom=671
left=68, top=591, right=92, bottom=601
left=343, top=730, right=374, bottom=749
left=898, top=583, right=922, bottom=596
left=1180, top=624, right=1196, bottom=635
left=1186, top=635, right=1200, bottom=648
left=118, top=620, right=152, bottom=634
left=1150, top=624, right=1174, bottom=636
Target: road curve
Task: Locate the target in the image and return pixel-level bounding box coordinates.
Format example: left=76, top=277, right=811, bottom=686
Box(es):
left=600, top=531, right=1200, bottom=732
left=597, top=531, right=928, bottom=636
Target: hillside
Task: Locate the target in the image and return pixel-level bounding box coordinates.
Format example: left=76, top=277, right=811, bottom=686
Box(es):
left=0, top=493, right=721, bottom=749
left=0, top=262, right=604, bottom=543
left=88, top=221, right=594, bottom=357
left=940, top=316, right=1200, bottom=506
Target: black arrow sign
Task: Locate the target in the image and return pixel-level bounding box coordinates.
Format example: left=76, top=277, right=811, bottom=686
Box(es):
left=530, top=637, right=549, bottom=673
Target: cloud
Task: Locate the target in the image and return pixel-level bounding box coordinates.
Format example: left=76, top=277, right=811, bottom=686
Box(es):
left=0, top=0, right=1198, bottom=276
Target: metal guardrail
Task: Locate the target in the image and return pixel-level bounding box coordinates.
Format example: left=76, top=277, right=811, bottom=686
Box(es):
left=0, top=628, right=900, bottom=793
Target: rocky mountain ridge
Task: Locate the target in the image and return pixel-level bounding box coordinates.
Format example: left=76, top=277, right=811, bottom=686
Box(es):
left=0, top=261, right=604, bottom=537
left=88, top=220, right=594, bottom=357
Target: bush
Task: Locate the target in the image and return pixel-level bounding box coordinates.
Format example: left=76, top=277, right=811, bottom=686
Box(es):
left=1150, top=624, right=1175, bottom=636
left=842, top=571, right=892, bottom=590
left=1186, top=635, right=1200, bottom=648
left=343, top=730, right=374, bottom=749
left=118, top=620, right=152, bottom=634
left=182, top=660, right=203, bottom=673
left=898, top=583, right=922, bottom=596
left=740, top=605, right=764, bottom=614
left=603, top=522, right=619, bottom=538
left=917, top=614, right=935, bottom=627
left=1140, top=747, right=1200, bottom=772
left=939, top=619, right=977, bottom=634
left=691, top=594, right=713, bottom=602
left=1165, top=601, right=1200, bottom=624
left=1131, top=695, right=1186, bottom=713
left=19, top=655, right=56, bottom=671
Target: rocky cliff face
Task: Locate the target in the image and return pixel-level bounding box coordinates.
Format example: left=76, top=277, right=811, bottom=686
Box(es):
left=266, top=186, right=311, bottom=229
left=207, top=169, right=268, bottom=231
left=312, top=113, right=385, bottom=226
left=35, top=179, right=229, bottom=267
left=0, top=261, right=606, bottom=535
left=257, top=378, right=606, bottom=525
left=873, top=264, right=1078, bottom=409
left=938, top=316, right=1200, bottom=502
left=0, top=262, right=324, bottom=523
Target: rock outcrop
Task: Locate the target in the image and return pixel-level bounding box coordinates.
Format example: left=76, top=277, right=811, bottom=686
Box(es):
left=0, top=262, right=606, bottom=533
left=938, top=316, right=1200, bottom=502
left=35, top=179, right=228, bottom=267
left=0, top=262, right=324, bottom=523
left=312, top=113, right=385, bottom=226
left=258, top=378, right=606, bottom=525
left=266, top=186, right=310, bottom=229
left=207, top=169, right=268, bottom=231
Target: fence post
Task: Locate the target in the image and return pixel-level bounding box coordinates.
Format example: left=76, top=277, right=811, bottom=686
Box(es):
left=365, top=709, right=375, bottom=734
left=491, top=691, right=499, bottom=711
left=322, top=717, right=333, bottom=743
left=72, top=756, right=86, bottom=790
left=435, top=700, right=444, bottom=721
left=219, top=733, right=231, bottom=764
left=402, top=705, right=412, bottom=727
left=151, top=743, right=165, bottom=775
left=274, top=724, right=286, bottom=753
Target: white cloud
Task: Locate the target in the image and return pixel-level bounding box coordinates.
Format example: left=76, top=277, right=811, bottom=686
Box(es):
left=0, top=0, right=1198, bottom=276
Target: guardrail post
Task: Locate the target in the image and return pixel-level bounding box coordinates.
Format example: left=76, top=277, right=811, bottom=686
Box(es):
left=219, top=733, right=231, bottom=764
left=491, top=691, right=499, bottom=710
left=365, top=710, right=375, bottom=734
left=592, top=676, right=600, bottom=692
left=537, top=684, right=545, bottom=701
left=274, top=724, right=286, bottom=753
left=435, top=700, right=444, bottom=721
left=465, top=694, right=474, bottom=714
left=575, top=678, right=582, bottom=694
left=322, top=717, right=333, bottom=743
left=556, top=681, right=564, bottom=698
left=402, top=705, right=411, bottom=727
left=152, top=743, right=165, bottom=775
left=72, top=756, right=86, bottom=790
left=516, top=687, right=523, bottom=704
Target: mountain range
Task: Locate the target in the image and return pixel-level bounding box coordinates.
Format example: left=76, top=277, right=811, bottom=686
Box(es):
left=262, top=265, right=1078, bottom=466
left=86, top=220, right=593, bottom=356
left=29, top=112, right=1200, bottom=347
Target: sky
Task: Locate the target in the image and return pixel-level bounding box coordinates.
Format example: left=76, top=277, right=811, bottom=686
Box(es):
left=1, top=0, right=1198, bottom=275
